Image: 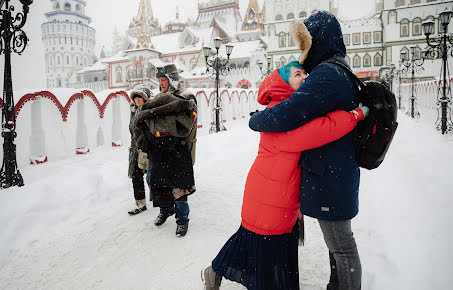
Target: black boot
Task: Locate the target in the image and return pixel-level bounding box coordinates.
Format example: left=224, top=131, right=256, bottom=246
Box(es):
left=154, top=208, right=175, bottom=226
left=128, top=204, right=147, bottom=215
left=176, top=224, right=188, bottom=237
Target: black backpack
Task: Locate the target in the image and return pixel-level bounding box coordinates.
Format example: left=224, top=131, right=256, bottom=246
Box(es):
left=323, top=59, right=398, bottom=170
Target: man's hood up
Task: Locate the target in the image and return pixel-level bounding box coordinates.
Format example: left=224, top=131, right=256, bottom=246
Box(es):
left=291, top=10, right=346, bottom=73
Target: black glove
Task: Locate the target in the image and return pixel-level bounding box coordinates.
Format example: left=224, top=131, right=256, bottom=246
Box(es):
left=249, top=110, right=259, bottom=117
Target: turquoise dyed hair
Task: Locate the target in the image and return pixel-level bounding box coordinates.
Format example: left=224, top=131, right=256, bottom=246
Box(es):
left=278, top=61, right=305, bottom=84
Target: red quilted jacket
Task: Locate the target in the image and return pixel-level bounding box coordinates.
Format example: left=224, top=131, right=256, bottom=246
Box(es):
left=241, top=70, right=363, bottom=235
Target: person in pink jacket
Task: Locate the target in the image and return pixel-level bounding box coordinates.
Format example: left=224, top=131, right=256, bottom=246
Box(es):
left=202, top=61, right=367, bottom=290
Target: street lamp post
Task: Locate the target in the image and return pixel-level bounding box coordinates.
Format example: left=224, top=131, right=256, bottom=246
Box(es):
left=422, top=9, right=453, bottom=134
left=399, top=46, right=424, bottom=118
left=257, top=56, right=272, bottom=76
left=203, top=37, right=233, bottom=134
left=0, top=0, right=33, bottom=189
left=397, top=60, right=404, bottom=110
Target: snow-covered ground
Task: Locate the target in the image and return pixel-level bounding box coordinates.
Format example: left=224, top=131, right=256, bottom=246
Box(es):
left=0, top=115, right=452, bottom=289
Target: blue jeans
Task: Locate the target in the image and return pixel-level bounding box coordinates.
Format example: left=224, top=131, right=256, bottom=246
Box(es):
left=161, top=201, right=190, bottom=225
left=318, top=219, right=361, bottom=290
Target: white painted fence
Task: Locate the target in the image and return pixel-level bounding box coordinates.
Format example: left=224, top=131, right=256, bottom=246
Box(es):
left=398, top=78, right=453, bottom=129
left=1, top=88, right=260, bottom=168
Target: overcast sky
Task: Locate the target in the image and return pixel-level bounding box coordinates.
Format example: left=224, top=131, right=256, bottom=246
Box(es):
left=3, top=0, right=376, bottom=90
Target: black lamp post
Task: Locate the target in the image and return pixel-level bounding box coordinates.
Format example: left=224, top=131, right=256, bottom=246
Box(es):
left=380, top=63, right=396, bottom=92
left=203, top=37, right=233, bottom=134
left=399, top=46, right=424, bottom=118
left=257, top=56, right=272, bottom=76
left=0, top=0, right=33, bottom=189
left=422, top=8, right=453, bottom=134
left=397, top=60, right=404, bottom=110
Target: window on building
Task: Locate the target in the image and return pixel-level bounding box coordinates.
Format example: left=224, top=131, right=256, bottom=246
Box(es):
left=50, top=55, right=53, bottom=65
left=54, top=2, right=60, bottom=10
left=57, top=56, right=61, bottom=65
left=279, top=32, right=286, bottom=47
left=400, top=47, right=409, bottom=60
left=94, top=77, right=98, bottom=82
left=413, top=18, right=422, bottom=35
left=401, top=19, right=409, bottom=37
left=289, top=56, right=296, bottom=62
left=439, top=19, right=447, bottom=33
left=410, top=0, right=420, bottom=4
left=76, top=4, right=81, bottom=12
left=275, top=61, right=280, bottom=68
left=353, top=55, right=361, bottom=68
left=395, top=0, right=405, bottom=7
left=66, top=55, right=70, bottom=65
left=388, top=11, right=397, bottom=24
left=64, top=3, right=71, bottom=11
left=299, top=11, right=307, bottom=18
left=363, top=54, right=371, bottom=67
left=345, top=55, right=351, bottom=66
left=116, top=68, right=122, bottom=82
left=287, top=13, right=294, bottom=20
left=374, top=53, right=383, bottom=66
left=57, top=79, right=62, bottom=87
left=343, top=34, right=350, bottom=46
left=353, top=33, right=360, bottom=45
left=280, top=56, right=287, bottom=67
left=275, top=14, right=283, bottom=21
left=289, top=35, right=295, bottom=46
left=374, top=31, right=382, bottom=43
left=184, top=34, right=192, bottom=46
left=363, top=32, right=371, bottom=44
left=414, top=46, right=421, bottom=60
left=248, top=8, right=254, bottom=19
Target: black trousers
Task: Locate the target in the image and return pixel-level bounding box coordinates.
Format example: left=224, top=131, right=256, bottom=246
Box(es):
left=131, top=162, right=145, bottom=201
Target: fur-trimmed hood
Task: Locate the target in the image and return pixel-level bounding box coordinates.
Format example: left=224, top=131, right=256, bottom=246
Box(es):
left=291, top=10, right=346, bottom=73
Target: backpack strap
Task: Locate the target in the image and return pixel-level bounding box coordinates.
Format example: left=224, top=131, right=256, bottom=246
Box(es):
left=321, top=58, right=365, bottom=91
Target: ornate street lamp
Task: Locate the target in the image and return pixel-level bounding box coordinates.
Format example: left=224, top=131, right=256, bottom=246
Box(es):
left=203, top=37, right=233, bottom=133
left=422, top=8, right=453, bottom=134
left=380, top=63, right=396, bottom=92
left=0, top=0, right=33, bottom=188
left=399, top=46, right=424, bottom=118
left=257, top=56, right=272, bottom=76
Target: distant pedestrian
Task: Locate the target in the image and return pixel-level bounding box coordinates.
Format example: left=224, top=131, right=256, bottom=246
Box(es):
left=127, top=85, right=152, bottom=215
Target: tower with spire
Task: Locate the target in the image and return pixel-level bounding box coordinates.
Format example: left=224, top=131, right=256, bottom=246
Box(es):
left=127, top=0, right=160, bottom=37
left=42, top=0, right=97, bottom=88
left=241, top=0, right=264, bottom=31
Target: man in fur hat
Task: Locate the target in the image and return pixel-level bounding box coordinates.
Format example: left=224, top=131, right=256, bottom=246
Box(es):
left=249, top=11, right=362, bottom=289
left=127, top=85, right=152, bottom=215
left=135, top=63, right=197, bottom=237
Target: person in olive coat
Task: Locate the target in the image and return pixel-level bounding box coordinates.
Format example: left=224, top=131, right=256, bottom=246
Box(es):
left=135, top=64, right=197, bottom=237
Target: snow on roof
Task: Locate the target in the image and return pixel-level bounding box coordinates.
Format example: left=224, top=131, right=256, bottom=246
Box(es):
left=180, top=66, right=213, bottom=80
left=101, top=51, right=128, bottom=63
left=77, top=61, right=108, bottom=74
left=151, top=26, right=213, bottom=55
left=148, top=57, right=167, bottom=67
left=220, top=40, right=262, bottom=59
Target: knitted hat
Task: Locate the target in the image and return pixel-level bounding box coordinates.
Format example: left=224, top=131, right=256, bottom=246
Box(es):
left=156, top=64, right=180, bottom=90
left=278, top=61, right=305, bottom=84
left=130, top=84, right=152, bottom=103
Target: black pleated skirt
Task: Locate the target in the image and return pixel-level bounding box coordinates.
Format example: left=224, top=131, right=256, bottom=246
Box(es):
left=212, top=225, right=299, bottom=290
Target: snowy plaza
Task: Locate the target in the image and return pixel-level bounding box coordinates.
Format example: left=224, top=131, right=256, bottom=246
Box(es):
left=1, top=0, right=453, bottom=289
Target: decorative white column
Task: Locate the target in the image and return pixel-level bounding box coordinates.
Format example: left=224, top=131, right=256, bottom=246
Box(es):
left=29, top=98, right=48, bottom=164
left=112, top=97, right=123, bottom=147
left=76, top=99, right=89, bottom=154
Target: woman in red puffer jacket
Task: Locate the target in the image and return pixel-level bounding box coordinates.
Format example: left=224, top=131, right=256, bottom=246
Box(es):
left=203, top=61, right=367, bottom=290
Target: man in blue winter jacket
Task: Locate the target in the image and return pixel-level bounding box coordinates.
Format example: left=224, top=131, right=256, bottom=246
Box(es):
left=249, top=11, right=362, bottom=290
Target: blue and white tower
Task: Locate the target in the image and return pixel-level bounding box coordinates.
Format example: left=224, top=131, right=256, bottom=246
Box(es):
left=42, top=0, right=96, bottom=88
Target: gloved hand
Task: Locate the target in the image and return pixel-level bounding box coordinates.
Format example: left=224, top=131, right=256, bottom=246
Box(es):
left=350, top=105, right=369, bottom=120
left=130, top=101, right=136, bottom=113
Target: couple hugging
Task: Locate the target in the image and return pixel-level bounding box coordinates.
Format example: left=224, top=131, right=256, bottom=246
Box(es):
left=203, top=11, right=366, bottom=290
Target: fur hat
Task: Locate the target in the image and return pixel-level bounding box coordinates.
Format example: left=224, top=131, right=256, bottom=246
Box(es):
left=290, top=20, right=312, bottom=65
left=130, top=84, right=152, bottom=103
left=156, top=64, right=181, bottom=91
